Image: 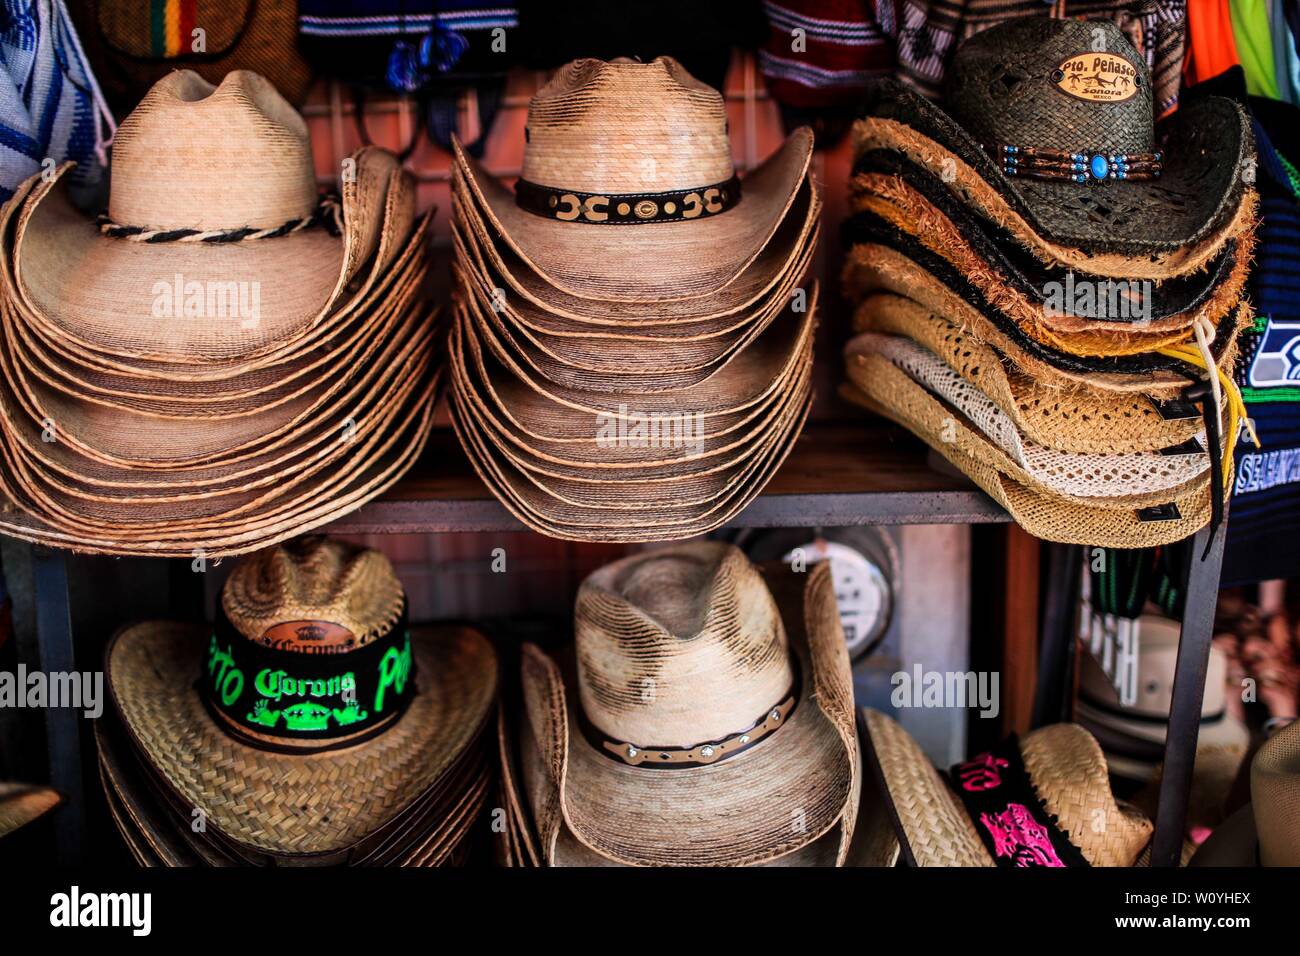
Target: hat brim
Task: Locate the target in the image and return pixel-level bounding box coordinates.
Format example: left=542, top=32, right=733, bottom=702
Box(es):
left=841, top=214, right=1246, bottom=382
left=452, top=129, right=814, bottom=303
left=840, top=371, right=1212, bottom=549
left=854, top=294, right=1209, bottom=455
left=450, top=167, right=821, bottom=328
left=105, top=621, right=496, bottom=861
left=859, top=79, right=1253, bottom=272
left=0, top=782, right=61, bottom=839
left=8, top=149, right=402, bottom=363
left=847, top=173, right=1251, bottom=341
left=518, top=561, right=858, bottom=866
left=849, top=151, right=1252, bottom=332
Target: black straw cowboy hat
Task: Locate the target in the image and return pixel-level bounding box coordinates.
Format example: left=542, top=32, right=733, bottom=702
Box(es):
left=854, top=17, right=1253, bottom=264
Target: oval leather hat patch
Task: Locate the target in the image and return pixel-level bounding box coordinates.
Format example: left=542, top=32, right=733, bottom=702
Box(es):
left=1055, top=53, right=1139, bottom=102
left=259, top=620, right=358, bottom=654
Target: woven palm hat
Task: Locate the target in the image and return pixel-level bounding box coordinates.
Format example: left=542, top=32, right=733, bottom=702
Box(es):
left=450, top=294, right=816, bottom=465
left=863, top=708, right=1152, bottom=867
left=847, top=152, right=1255, bottom=334
left=0, top=156, right=419, bottom=390
left=846, top=333, right=1209, bottom=502
left=1076, top=617, right=1248, bottom=781
left=6, top=70, right=399, bottom=365
left=452, top=57, right=814, bottom=304
left=451, top=162, right=821, bottom=332
left=852, top=18, right=1254, bottom=278
left=96, top=697, right=490, bottom=867
left=839, top=370, right=1211, bottom=548
left=1190, top=719, right=1300, bottom=867
left=517, top=546, right=859, bottom=866
left=0, top=359, right=438, bottom=557
left=854, top=294, right=1211, bottom=455
left=846, top=172, right=1254, bottom=341
left=843, top=240, right=1246, bottom=398
left=103, top=538, right=498, bottom=863
left=0, top=783, right=61, bottom=839
left=452, top=219, right=819, bottom=378
left=450, top=333, right=811, bottom=542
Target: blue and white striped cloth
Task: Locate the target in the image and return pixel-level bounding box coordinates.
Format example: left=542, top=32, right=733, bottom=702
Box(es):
left=0, top=0, right=114, bottom=209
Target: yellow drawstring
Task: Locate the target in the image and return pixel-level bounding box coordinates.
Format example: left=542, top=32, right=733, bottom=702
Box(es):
left=1157, top=316, right=1258, bottom=491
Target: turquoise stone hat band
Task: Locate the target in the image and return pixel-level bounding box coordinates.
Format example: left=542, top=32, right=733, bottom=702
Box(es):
left=983, top=142, right=1163, bottom=184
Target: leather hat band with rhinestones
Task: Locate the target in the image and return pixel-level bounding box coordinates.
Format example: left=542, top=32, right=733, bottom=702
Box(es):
left=514, top=174, right=742, bottom=224
left=580, top=681, right=798, bottom=769
left=985, top=143, right=1163, bottom=183
left=202, top=601, right=416, bottom=750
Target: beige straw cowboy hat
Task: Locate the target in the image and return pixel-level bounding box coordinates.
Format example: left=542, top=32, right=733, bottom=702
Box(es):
left=840, top=365, right=1212, bottom=548
left=7, top=72, right=405, bottom=366
left=452, top=56, right=814, bottom=305
left=103, top=538, right=497, bottom=865
left=854, top=295, right=1212, bottom=455
left=844, top=243, right=1245, bottom=398
left=516, top=543, right=859, bottom=866
left=863, top=708, right=1153, bottom=867
left=847, top=334, right=1209, bottom=501
left=451, top=169, right=820, bottom=333
left=1190, top=718, right=1300, bottom=867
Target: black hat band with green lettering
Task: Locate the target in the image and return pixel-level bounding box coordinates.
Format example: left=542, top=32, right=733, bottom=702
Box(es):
left=201, top=601, right=416, bottom=752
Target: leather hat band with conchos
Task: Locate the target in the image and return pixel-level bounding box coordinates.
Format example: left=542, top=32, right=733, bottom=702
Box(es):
left=514, top=174, right=742, bottom=225
left=581, top=678, right=798, bottom=769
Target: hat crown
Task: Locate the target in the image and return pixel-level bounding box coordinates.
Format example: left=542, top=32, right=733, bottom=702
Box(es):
left=575, top=543, right=792, bottom=748
left=108, top=70, right=318, bottom=232
left=1251, top=719, right=1300, bottom=866
left=221, top=536, right=405, bottom=648
left=946, top=18, right=1153, bottom=154
left=1079, top=616, right=1228, bottom=718
left=1019, top=724, right=1153, bottom=866
left=520, top=57, right=735, bottom=195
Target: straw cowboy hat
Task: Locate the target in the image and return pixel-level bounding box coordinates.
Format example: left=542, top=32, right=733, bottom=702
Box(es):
left=846, top=170, right=1254, bottom=342
left=1076, top=616, right=1249, bottom=783
left=841, top=353, right=1214, bottom=549
left=847, top=152, right=1255, bottom=334
left=516, top=543, right=860, bottom=866
left=863, top=708, right=1153, bottom=867
left=102, top=538, right=497, bottom=864
left=452, top=56, right=815, bottom=305
left=0, top=70, right=437, bottom=557
left=851, top=18, right=1255, bottom=277
left=0, top=783, right=61, bottom=840
left=841, top=218, right=1247, bottom=393
left=1191, top=718, right=1300, bottom=867
left=7, top=70, right=401, bottom=366
left=852, top=295, right=1215, bottom=456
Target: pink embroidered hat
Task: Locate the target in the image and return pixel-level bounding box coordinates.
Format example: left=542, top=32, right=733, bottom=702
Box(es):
left=861, top=708, right=1153, bottom=867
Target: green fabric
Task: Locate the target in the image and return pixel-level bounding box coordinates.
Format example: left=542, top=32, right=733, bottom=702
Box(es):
left=1232, top=0, right=1282, bottom=99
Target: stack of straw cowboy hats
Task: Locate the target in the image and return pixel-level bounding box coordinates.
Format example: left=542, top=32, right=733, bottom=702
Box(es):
left=97, top=536, right=498, bottom=866
left=449, top=57, right=821, bottom=542
left=840, top=18, right=1259, bottom=548
left=0, top=69, right=437, bottom=557
left=492, top=540, right=1166, bottom=868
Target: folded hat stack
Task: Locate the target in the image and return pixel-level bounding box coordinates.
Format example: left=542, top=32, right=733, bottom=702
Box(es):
left=97, top=537, right=498, bottom=867
left=447, top=57, right=820, bottom=543
left=839, top=18, right=1260, bottom=548
left=0, top=70, right=438, bottom=557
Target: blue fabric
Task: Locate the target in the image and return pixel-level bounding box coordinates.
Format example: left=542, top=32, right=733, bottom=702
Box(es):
left=0, top=0, right=110, bottom=209
left=1224, top=109, right=1300, bottom=585
left=298, top=1, right=518, bottom=38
